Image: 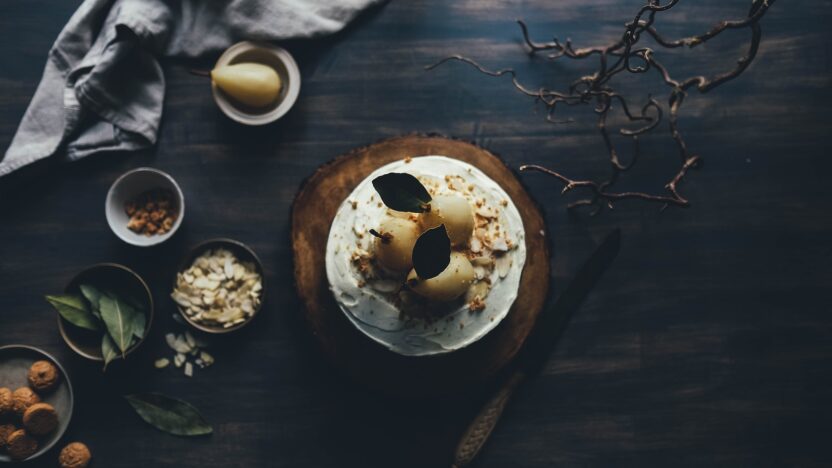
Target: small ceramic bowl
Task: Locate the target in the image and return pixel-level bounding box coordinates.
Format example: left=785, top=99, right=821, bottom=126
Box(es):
left=0, top=345, right=73, bottom=463
left=58, top=263, right=154, bottom=361
left=105, top=167, right=185, bottom=247
left=174, top=238, right=266, bottom=334
left=211, top=41, right=301, bottom=125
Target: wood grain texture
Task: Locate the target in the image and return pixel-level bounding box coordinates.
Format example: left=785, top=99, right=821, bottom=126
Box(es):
left=291, top=135, right=549, bottom=396
left=1, top=0, right=831, bottom=467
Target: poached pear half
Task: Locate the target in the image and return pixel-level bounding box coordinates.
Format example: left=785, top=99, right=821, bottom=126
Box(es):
left=211, top=63, right=282, bottom=108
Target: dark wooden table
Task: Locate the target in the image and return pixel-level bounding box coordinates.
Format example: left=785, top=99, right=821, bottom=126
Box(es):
left=2, top=1, right=830, bottom=466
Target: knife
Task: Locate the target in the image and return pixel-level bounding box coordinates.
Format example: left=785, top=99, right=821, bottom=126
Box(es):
left=451, top=228, right=621, bottom=468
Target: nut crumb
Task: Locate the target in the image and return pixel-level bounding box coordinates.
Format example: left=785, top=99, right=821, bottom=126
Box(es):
left=125, top=189, right=178, bottom=236
left=468, top=296, right=486, bottom=312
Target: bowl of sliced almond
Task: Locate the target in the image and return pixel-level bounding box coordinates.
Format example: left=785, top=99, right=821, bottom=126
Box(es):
left=171, top=239, right=265, bottom=334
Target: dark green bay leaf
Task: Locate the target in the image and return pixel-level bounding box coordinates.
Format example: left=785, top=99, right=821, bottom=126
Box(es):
left=125, top=393, right=213, bottom=436
left=101, top=333, right=119, bottom=371
left=79, top=284, right=104, bottom=318
left=46, top=294, right=100, bottom=331
left=128, top=301, right=146, bottom=339
left=372, top=172, right=432, bottom=213
left=412, top=224, right=451, bottom=279
left=99, top=296, right=134, bottom=355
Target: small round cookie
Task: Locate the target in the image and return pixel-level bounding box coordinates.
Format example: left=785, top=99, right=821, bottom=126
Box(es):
left=22, top=402, right=58, bottom=436
left=0, top=423, right=17, bottom=450
left=28, top=360, right=60, bottom=393
left=59, top=442, right=92, bottom=468
left=0, top=387, right=13, bottom=416
left=6, top=429, right=38, bottom=460
left=11, top=387, right=40, bottom=416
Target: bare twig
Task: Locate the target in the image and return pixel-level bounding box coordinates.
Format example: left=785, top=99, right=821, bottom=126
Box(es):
left=427, top=0, right=775, bottom=212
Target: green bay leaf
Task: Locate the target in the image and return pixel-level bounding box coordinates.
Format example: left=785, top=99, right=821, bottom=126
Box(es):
left=79, top=284, right=104, bottom=318
left=122, top=299, right=146, bottom=339
left=124, top=393, right=213, bottom=436
left=372, top=172, right=432, bottom=213
left=46, top=294, right=100, bottom=331
left=101, top=333, right=119, bottom=371
left=99, top=295, right=133, bottom=356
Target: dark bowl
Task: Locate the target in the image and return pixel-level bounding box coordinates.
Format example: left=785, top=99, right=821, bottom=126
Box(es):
left=57, top=263, right=154, bottom=361
left=174, top=238, right=265, bottom=334
left=0, top=345, right=73, bottom=463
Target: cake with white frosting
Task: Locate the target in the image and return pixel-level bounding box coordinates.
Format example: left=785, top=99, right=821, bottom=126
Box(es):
left=324, top=156, right=527, bottom=356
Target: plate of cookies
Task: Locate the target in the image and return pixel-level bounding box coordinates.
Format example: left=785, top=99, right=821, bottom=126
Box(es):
left=0, top=345, right=73, bottom=463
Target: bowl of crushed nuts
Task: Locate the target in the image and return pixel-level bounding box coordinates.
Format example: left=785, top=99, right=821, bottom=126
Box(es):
left=172, top=239, right=265, bottom=334
left=105, top=167, right=184, bottom=247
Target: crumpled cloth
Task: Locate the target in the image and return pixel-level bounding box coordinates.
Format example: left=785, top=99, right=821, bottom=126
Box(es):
left=1, top=0, right=381, bottom=176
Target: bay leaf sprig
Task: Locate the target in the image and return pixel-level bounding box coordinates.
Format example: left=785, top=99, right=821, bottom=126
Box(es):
left=46, top=283, right=147, bottom=370
left=372, top=172, right=432, bottom=213
left=46, top=294, right=101, bottom=331
left=124, top=393, right=212, bottom=436
left=412, top=224, right=451, bottom=279
left=99, top=295, right=134, bottom=356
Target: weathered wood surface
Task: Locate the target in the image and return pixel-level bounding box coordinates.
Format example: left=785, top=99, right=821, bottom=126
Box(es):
left=1, top=0, right=831, bottom=466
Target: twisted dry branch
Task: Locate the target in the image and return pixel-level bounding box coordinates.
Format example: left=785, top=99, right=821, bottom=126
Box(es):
left=426, top=0, right=775, bottom=212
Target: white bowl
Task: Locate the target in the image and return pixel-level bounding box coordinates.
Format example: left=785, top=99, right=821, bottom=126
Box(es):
left=105, top=168, right=185, bottom=247
left=211, top=41, right=301, bottom=126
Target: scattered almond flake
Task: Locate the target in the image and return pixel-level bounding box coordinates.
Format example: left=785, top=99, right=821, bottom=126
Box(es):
left=184, top=362, right=193, bottom=377
left=476, top=205, right=498, bottom=218
left=495, top=254, right=512, bottom=278
left=200, top=351, right=214, bottom=367
left=491, top=237, right=509, bottom=252
left=185, top=331, right=196, bottom=348
left=173, top=335, right=192, bottom=353
left=465, top=281, right=491, bottom=304
left=174, top=353, right=186, bottom=368
left=468, top=296, right=486, bottom=312
left=170, top=334, right=192, bottom=353
left=473, top=266, right=488, bottom=280
left=154, top=358, right=170, bottom=369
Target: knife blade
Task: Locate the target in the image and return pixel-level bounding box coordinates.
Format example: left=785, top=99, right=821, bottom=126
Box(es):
left=451, top=228, right=621, bottom=468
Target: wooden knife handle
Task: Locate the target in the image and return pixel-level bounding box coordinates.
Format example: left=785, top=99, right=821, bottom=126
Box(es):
left=451, top=370, right=526, bottom=468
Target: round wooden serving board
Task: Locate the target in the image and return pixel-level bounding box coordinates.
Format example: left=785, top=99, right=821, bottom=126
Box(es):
left=291, top=135, right=550, bottom=396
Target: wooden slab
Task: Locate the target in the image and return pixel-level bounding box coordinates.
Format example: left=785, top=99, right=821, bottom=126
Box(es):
left=291, top=135, right=550, bottom=396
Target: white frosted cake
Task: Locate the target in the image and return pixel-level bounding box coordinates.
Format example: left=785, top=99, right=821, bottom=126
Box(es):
left=324, top=156, right=527, bottom=356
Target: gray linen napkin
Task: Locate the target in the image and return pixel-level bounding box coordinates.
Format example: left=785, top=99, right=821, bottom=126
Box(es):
left=1, top=0, right=381, bottom=176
